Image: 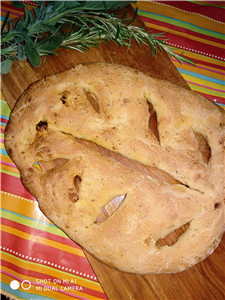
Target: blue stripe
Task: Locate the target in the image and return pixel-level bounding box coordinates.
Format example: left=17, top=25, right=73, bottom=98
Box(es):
left=1, top=121, right=7, bottom=126
left=177, top=67, right=225, bottom=86
left=0, top=282, right=55, bottom=300
left=1, top=16, right=12, bottom=22
left=218, top=103, right=225, bottom=107
left=1, top=208, right=57, bottom=229
left=1, top=149, right=9, bottom=156
left=1, top=115, right=9, bottom=120
left=138, top=9, right=225, bottom=38
left=0, top=150, right=39, bottom=169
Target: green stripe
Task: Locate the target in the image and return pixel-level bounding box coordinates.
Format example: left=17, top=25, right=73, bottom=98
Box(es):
left=1, top=208, right=68, bottom=238
left=188, top=1, right=225, bottom=9
left=138, top=10, right=224, bottom=40
left=0, top=99, right=11, bottom=117
left=186, top=82, right=224, bottom=97
left=177, top=67, right=224, bottom=85
left=1, top=168, right=20, bottom=178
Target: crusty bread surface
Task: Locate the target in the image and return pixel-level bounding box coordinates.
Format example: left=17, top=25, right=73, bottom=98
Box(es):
left=4, top=62, right=225, bottom=274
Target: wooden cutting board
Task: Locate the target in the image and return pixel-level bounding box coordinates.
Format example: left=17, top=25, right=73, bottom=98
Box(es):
left=1, top=5, right=224, bottom=300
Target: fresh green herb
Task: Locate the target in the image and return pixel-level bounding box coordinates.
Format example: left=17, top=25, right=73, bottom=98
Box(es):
left=1, top=1, right=195, bottom=74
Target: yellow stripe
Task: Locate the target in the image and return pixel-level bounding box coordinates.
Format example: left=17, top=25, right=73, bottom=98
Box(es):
left=1, top=224, right=85, bottom=258
left=1, top=252, right=103, bottom=293
left=172, top=48, right=225, bottom=66
left=132, top=2, right=225, bottom=34
left=1, top=191, right=52, bottom=224
left=179, top=73, right=223, bottom=91
left=172, top=60, right=224, bottom=81
left=1, top=92, right=6, bottom=100
left=1, top=163, right=20, bottom=175
left=144, top=21, right=224, bottom=49
left=186, top=84, right=220, bottom=97
left=1, top=153, right=41, bottom=171
left=1, top=154, right=16, bottom=165
left=1, top=141, right=6, bottom=150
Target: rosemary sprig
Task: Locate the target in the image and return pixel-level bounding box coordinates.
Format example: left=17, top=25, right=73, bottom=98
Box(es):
left=1, top=1, right=195, bottom=74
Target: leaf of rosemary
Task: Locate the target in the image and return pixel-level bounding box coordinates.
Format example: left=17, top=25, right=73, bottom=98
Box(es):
left=1, top=0, right=196, bottom=74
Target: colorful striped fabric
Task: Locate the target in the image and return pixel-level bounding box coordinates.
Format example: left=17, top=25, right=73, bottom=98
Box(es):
left=1, top=1, right=224, bottom=300
left=1, top=1, right=38, bottom=23
left=188, top=0, right=225, bottom=8
left=1, top=96, right=108, bottom=299
left=131, top=1, right=225, bottom=107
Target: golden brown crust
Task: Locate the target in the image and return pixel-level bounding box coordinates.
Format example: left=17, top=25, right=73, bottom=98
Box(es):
left=5, top=62, right=225, bottom=274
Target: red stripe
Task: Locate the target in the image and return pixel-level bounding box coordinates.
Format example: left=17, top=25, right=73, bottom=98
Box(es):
left=21, top=0, right=40, bottom=7
left=180, top=56, right=225, bottom=72
left=1, top=259, right=74, bottom=283
left=1, top=231, right=97, bottom=279
left=155, top=1, right=225, bottom=22
left=1, top=118, right=8, bottom=124
left=1, top=8, right=21, bottom=17
left=205, top=0, right=225, bottom=4
left=141, top=15, right=224, bottom=46
left=1, top=172, right=36, bottom=201
left=140, top=17, right=225, bottom=59
left=1, top=259, right=107, bottom=299
left=197, top=92, right=225, bottom=105
left=1, top=3, right=25, bottom=12
left=1, top=217, right=82, bottom=251
left=164, top=32, right=224, bottom=59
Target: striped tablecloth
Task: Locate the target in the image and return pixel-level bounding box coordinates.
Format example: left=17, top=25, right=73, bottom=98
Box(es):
left=1, top=1, right=224, bottom=300
left=1, top=104, right=108, bottom=300
left=132, top=1, right=225, bottom=107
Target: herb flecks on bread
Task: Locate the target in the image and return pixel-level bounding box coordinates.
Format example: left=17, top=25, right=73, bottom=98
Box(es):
left=5, top=63, right=225, bottom=274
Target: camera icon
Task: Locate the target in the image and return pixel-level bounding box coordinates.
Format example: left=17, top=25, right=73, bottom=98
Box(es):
left=10, top=280, right=31, bottom=290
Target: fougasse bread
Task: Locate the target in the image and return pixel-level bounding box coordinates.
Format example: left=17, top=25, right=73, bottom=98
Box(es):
left=4, top=62, right=225, bottom=274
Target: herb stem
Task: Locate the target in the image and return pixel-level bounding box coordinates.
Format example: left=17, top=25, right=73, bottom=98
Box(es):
left=1, top=1, right=196, bottom=74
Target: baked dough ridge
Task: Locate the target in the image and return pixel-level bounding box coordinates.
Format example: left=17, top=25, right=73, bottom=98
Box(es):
left=5, top=62, right=225, bottom=274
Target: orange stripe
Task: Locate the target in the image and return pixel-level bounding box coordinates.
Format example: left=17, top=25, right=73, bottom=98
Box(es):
left=144, top=21, right=224, bottom=49
left=172, top=60, right=224, bottom=81
left=1, top=224, right=85, bottom=258
left=1, top=272, right=87, bottom=300
left=1, top=163, right=20, bottom=175
left=170, top=47, right=225, bottom=67
left=132, top=2, right=225, bottom=33
left=1, top=252, right=103, bottom=294
left=1, top=191, right=51, bottom=224
left=1, top=154, right=16, bottom=165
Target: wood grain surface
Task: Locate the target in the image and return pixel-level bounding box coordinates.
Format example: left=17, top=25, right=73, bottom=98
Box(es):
left=1, top=5, right=224, bottom=300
